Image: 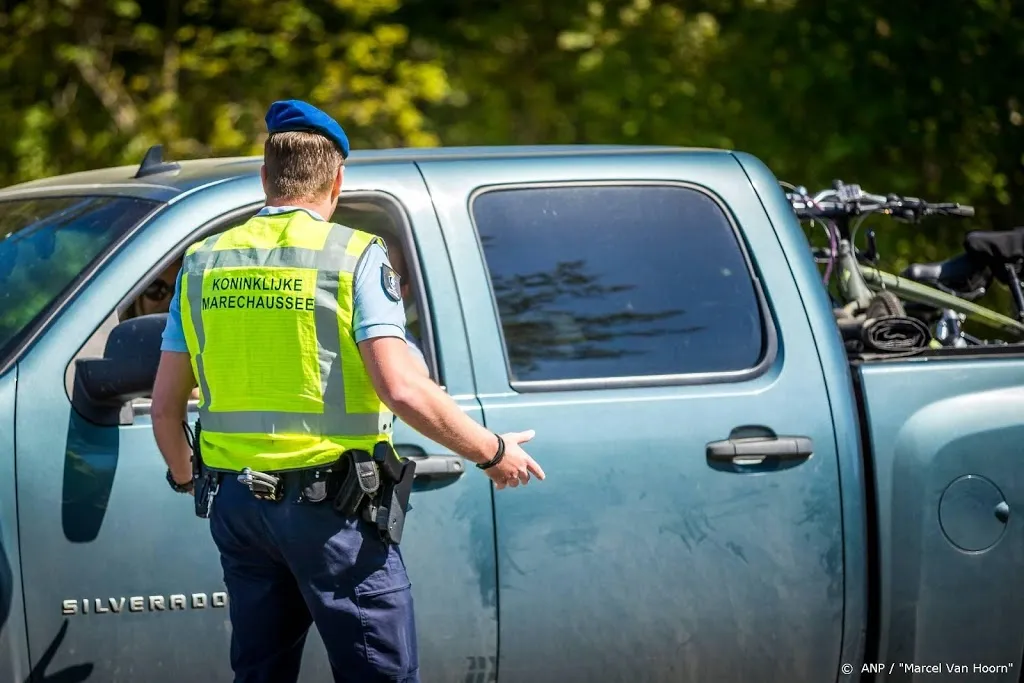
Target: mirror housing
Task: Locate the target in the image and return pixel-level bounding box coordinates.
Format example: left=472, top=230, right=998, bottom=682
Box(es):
left=72, top=313, right=168, bottom=426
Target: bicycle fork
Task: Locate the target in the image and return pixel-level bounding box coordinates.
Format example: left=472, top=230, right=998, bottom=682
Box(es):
left=836, top=239, right=875, bottom=311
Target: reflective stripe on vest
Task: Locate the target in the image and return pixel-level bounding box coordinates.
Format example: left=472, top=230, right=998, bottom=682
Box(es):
left=179, top=210, right=393, bottom=472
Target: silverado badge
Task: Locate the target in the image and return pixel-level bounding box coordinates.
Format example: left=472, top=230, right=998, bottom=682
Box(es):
left=62, top=591, right=228, bottom=616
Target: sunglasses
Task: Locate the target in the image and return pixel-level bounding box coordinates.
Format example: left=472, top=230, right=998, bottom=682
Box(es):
left=143, top=279, right=172, bottom=302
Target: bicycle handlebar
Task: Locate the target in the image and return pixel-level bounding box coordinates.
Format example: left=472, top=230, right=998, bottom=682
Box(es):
left=785, top=180, right=974, bottom=222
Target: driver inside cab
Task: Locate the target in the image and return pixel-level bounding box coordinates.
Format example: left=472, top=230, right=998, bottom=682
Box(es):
left=124, top=258, right=201, bottom=399
left=124, top=259, right=182, bottom=319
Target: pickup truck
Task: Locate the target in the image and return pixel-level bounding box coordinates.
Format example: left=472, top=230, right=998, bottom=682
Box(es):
left=0, top=145, right=1021, bottom=683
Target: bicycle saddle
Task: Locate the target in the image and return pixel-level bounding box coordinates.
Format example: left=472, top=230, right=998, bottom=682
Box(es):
left=901, top=252, right=987, bottom=293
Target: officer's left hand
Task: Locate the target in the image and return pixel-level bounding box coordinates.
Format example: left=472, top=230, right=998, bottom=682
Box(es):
left=171, top=469, right=195, bottom=496
left=487, top=430, right=545, bottom=490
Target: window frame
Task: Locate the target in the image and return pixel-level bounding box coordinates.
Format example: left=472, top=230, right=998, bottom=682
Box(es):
left=66, top=190, right=442, bottom=419
left=330, top=192, right=442, bottom=385
left=467, top=180, right=779, bottom=392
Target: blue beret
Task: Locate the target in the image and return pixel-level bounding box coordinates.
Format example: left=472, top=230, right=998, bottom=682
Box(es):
left=265, top=99, right=350, bottom=159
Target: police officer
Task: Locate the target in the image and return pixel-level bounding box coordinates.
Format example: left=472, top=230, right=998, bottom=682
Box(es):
left=150, top=99, right=545, bottom=683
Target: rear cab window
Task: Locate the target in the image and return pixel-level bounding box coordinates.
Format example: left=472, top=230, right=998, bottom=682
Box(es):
left=470, top=184, right=767, bottom=386
left=0, top=195, right=158, bottom=362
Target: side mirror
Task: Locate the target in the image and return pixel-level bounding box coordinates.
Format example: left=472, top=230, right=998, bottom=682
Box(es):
left=72, top=313, right=168, bottom=426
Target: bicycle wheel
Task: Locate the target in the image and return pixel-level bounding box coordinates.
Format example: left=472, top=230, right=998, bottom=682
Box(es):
left=865, top=290, right=906, bottom=318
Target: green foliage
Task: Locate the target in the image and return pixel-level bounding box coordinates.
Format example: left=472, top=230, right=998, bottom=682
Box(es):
left=2, top=0, right=1023, bottom=314
left=412, top=0, right=1024, bottom=315
left=0, top=0, right=450, bottom=183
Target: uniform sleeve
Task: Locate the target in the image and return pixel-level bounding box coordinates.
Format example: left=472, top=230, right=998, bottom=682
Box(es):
left=160, top=271, right=189, bottom=353
left=352, top=241, right=407, bottom=343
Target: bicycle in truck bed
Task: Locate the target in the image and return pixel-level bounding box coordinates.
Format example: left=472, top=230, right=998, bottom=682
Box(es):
left=785, top=180, right=1024, bottom=350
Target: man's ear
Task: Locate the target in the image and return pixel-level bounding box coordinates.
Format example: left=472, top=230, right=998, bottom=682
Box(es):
left=260, top=165, right=269, bottom=195
left=331, top=165, right=344, bottom=201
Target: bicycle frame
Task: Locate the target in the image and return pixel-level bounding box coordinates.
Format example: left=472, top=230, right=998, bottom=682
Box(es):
left=833, top=239, right=1024, bottom=338
left=859, top=267, right=1024, bottom=338
left=792, top=181, right=1024, bottom=342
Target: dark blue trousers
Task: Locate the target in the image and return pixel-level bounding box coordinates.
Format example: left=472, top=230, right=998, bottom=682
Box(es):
left=209, top=474, right=419, bottom=683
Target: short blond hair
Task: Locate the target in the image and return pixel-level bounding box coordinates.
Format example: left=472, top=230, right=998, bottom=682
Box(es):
left=263, top=131, right=344, bottom=202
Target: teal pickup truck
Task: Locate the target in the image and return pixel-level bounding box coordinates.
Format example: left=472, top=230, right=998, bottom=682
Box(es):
left=1, top=145, right=1022, bottom=683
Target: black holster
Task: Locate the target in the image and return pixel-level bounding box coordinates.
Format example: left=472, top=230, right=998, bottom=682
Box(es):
left=185, top=419, right=221, bottom=519
left=332, top=442, right=416, bottom=545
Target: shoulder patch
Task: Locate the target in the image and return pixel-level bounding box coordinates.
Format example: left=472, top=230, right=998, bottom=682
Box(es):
left=381, top=263, right=402, bottom=302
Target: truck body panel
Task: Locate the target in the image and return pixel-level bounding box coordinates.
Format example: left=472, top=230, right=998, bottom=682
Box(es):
left=0, top=368, right=29, bottom=683
left=418, top=152, right=846, bottom=683
left=858, top=359, right=1024, bottom=682
left=735, top=151, right=872, bottom=676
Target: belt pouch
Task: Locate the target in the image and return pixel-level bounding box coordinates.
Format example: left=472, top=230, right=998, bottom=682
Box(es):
left=299, top=468, right=330, bottom=503
left=332, top=450, right=379, bottom=517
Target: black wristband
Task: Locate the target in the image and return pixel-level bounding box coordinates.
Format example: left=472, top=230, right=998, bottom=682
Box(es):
left=167, top=468, right=194, bottom=494
left=476, top=434, right=505, bottom=470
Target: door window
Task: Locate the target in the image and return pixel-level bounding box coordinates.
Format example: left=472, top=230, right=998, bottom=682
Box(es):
left=470, top=184, right=767, bottom=384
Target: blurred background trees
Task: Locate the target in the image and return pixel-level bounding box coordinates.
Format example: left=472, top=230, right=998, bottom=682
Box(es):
left=2, top=0, right=1022, bottom=273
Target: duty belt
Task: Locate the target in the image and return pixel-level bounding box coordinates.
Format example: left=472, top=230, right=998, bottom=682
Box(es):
left=235, top=442, right=417, bottom=545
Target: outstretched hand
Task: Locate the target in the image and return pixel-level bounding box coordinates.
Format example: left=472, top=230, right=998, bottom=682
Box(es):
left=483, top=430, right=546, bottom=490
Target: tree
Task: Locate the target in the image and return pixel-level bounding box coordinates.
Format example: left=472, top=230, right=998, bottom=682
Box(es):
left=0, top=0, right=451, bottom=185
left=4, top=0, right=1024, bottom=312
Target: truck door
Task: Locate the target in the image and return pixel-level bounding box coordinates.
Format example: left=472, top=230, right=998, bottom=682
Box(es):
left=418, top=152, right=845, bottom=683
left=0, top=368, right=28, bottom=682
left=13, top=165, right=496, bottom=682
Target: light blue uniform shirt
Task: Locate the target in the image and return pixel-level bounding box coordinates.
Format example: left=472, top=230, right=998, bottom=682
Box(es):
left=161, top=206, right=408, bottom=352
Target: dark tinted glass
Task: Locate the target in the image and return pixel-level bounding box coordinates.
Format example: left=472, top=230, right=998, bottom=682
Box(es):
left=472, top=185, right=765, bottom=382
left=0, top=196, right=157, bottom=360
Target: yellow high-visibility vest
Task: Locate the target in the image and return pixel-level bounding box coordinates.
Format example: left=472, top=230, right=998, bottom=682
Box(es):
left=180, top=209, right=393, bottom=472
